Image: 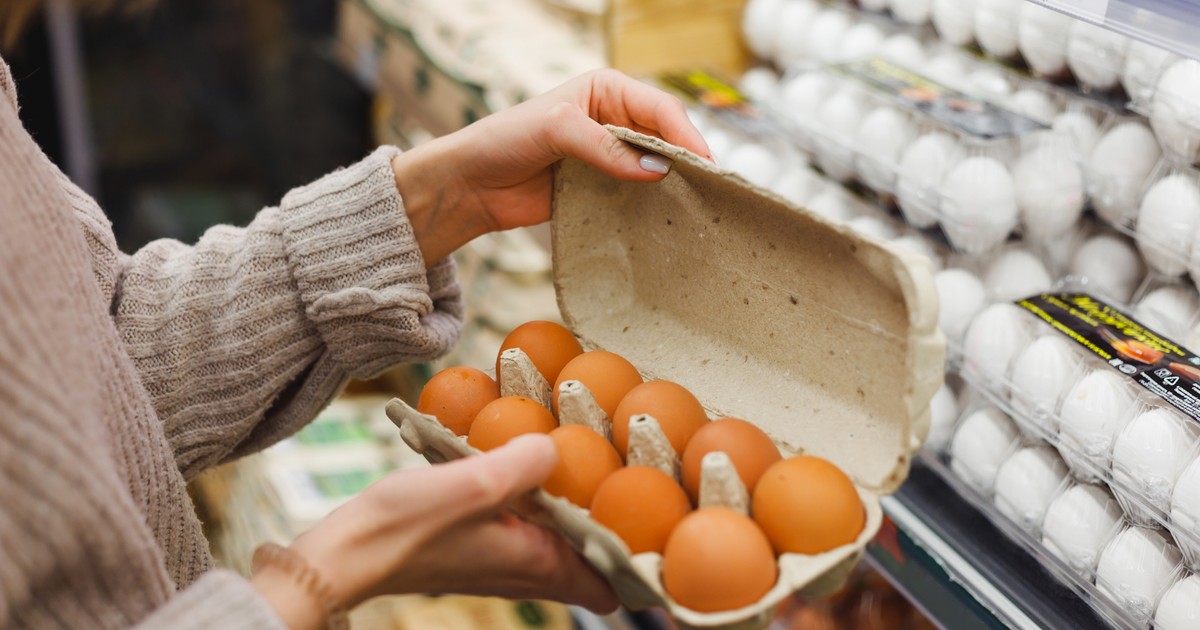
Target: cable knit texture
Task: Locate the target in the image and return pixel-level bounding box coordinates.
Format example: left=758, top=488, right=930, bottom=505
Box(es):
left=0, top=55, right=463, bottom=628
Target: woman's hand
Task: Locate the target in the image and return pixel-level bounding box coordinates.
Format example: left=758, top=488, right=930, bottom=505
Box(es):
left=252, top=434, right=617, bottom=629
left=392, top=68, right=712, bottom=265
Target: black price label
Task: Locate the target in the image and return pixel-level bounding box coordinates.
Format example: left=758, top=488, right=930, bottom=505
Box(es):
left=1019, top=293, right=1200, bottom=423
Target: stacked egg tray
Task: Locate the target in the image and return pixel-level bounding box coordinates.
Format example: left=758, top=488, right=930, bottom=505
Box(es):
left=925, top=281, right=1200, bottom=628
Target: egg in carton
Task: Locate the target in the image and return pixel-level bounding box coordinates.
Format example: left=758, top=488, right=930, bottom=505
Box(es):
left=386, top=127, right=944, bottom=628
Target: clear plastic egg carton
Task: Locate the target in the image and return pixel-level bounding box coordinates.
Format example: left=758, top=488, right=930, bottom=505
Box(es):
left=921, top=394, right=1197, bottom=629
left=770, top=56, right=1086, bottom=255
left=741, top=0, right=934, bottom=73
left=948, top=285, right=1200, bottom=588
left=1088, top=153, right=1200, bottom=286
left=932, top=225, right=1143, bottom=361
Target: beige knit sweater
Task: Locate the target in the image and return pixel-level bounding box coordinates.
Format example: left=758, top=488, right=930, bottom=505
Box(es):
left=0, top=57, right=464, bottom=628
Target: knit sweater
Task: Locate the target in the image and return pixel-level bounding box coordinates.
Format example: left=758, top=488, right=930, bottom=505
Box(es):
left=0, top=57, right=464, bottom=628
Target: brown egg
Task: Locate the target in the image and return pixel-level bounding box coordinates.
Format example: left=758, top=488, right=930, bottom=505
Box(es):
left=752, top=456, right=864, bottom=555
left=612, top=380, right=709, bottom=459
left=681, top=418, right=782, bottom=503
left=552, top=350, right=643, bottom=418
left=416, top=366, right=500, bottom=436
left=589, top=466, right=690, bottom=554
left=496, top=320, right=583, bottom=387
left=466, top=396, right=558, bottom=451
left=662, top=507, right=778, bottom=612
left=542, top=425, right=623, bottom=508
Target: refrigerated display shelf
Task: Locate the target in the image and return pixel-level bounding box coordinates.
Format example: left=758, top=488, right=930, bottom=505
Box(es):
left=1031, top=0, right=1200, bottom=61
left=870, top=458, right=1114, bottom=629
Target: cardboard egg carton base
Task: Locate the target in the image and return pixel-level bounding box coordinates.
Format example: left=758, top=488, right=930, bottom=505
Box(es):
left=388, top=397, right=880, bottom=630
left=385, top=127, right=944, bottom=628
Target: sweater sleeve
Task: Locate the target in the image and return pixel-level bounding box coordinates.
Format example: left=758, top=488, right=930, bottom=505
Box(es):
left=132, top=571, right=286, bottom=630
left=115, top=146, right=464, bottom=479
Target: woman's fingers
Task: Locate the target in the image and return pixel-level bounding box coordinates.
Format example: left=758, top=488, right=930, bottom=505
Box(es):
left=585, top=69, right=713, bottom=162
left=536, top=101, right=672, bottom=182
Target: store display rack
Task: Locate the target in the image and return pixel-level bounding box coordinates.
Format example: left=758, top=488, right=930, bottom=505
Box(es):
left=1033, top=0, right=1200, bottom=62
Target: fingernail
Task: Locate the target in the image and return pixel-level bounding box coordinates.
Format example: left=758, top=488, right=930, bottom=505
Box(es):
left=640, top=154, right=671, bottom=174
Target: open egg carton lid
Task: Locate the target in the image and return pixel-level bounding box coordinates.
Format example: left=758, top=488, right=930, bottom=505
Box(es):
left=552, top=126, right=944, bottom=494
left=386, top=126, right=945, bottom=628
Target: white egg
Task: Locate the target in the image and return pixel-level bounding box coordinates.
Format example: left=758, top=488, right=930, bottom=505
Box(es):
left=859, top=0, right=889, bottom=10
left=935, top=267, right=987, bottom=341
left=742, top=0, right=786, bottom=59
left=1068, top=233, right=1143, bottom=303
left=1058, top=369, right=1137, bottom=479
left=1067, top=21, right=1129, bottom=91
left=941, top=156, right=1019, bottom=253
left=963, top=302, right=1035, bottom=386
left=964, top=67, right=1014, bottom=100
left=1096, top=527, right=1182, bottom=622
left=892, top=0, right=933, bottom=25
left=974, top=0, right=1022, bottom=59
left=1017, top=3, right=1072, bottom=78
left=838, top=22, right=885, bottom=62
left=1138, top=174, right=1200, bottom=277
left=891, top=234, right=944, bottom=271
left=950, top=406, right=1019, bottom=494
left=1151, top=59, right=1200, bottom=164
left=1014, top=141, right=1085, bottom=240
left=738, top=66, right=780, bottom=103
left=1052, top=110, right=1101, bottom=155
left=1088, top=121, right=1161, bottom=226
left=768, top=167, right=825, bottom=206
left=848, top=215, right=897, bottom=241
left=1134, top=285, right=1200, bottom=340
left=878, top=34, right=926, bottom=69
left=1010, top=334, right=1084, bottom=430
left=983, top=248, right=1052, bottom=302
left=772, top=0, right=821, bottom=65
left=1007, top=89, right=1059, bottom=124
left=1042, top=484, right=1123, bottom=575
left=703, top=127, right=735, bottom=163
left=1124, top=40, right=1177, bottom=106
left=923, top=52, right=969, bottom=87
left=931, top=0, right=976, bottom=46
left=994, top=445, right=1069, bottom=531
left=925, top=382, right=960, bottom=452
left=1156, top=575, right=1200, bottom=630
left=1111, top=406, right=1199, bottom=523
left=814, top=89, right=869, bottom=182
left=806, top=9, right=853, bottom=64
left=897, top=132, right=961, bottom=228
left=855, top=106, right=918, bottom=192
left=1169, top=456, right=1200, bottom=565
left=779, top=72, right=832, bottom=124
left=806, top=188, right=858, bottom=223
left=726, top=142, right=781, bottom=188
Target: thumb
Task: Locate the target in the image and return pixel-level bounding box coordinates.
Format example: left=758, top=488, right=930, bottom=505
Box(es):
left=543, top=103, right=674, bottom=182
left=422, top=433, right=559, bottom=528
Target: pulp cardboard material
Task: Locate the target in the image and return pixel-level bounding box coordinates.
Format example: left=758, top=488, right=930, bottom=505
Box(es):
left=386, top=127, right=944, bottom=629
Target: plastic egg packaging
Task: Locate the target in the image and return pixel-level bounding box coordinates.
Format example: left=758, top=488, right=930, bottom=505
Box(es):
left=1148, top=58, right=1200, bottom=167
left=973, top=0, right=1023, bottom=62
left=1065, top=20, right=1129, bottom=93
left=1016, top=2, right=1073, bottom=80
left=930, top=0, right=976, bottom=47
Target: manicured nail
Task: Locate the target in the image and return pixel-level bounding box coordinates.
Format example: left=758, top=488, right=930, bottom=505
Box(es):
left=640, top=154, right=671, bottom=174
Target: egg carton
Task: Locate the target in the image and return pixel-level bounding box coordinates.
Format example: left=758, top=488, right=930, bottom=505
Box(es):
left=770, top=57, right=1090, bottom=255
left=1087, top=153, right=1200, bottom=287
left=922, top=408, right=1198, bottom=629
left=741, top=0, right=934, bottom=73
left=387, top=127, right=944, bottom=629
left=949, top=289, right=1200, bottom=577
left=1129, top=58, right=1200, bottom=167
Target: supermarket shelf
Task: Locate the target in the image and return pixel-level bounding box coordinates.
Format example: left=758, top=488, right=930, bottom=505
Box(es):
left=870, top=458, right=1113, bottom=630
left=1031, top=0, right=1200, bottom=60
